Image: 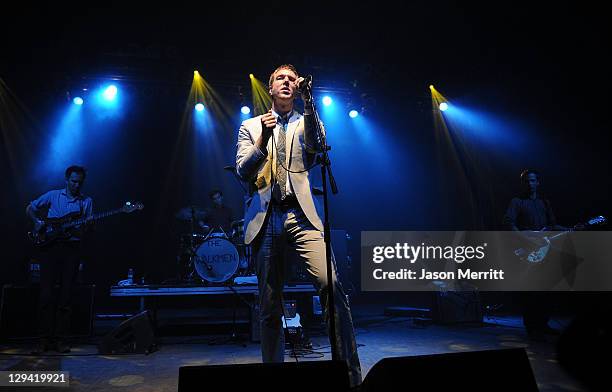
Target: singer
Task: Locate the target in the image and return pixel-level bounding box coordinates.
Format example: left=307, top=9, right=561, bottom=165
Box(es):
left=235, top=64, right=362, bottom=387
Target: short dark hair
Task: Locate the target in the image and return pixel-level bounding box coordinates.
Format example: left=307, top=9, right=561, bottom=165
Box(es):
left=269, top=64, right=299, bottom=88
left=65, top=165, right=87, bottom=180
left=209, top=189, right=222, bottom=199
left=520, top=169, right=540, bottom=184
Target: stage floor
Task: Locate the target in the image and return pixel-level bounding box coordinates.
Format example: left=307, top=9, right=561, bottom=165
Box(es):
left=0, top=304, right=585, bottom=391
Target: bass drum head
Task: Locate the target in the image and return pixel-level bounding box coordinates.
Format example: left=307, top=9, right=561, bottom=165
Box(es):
left=194, top=238, right=239, bottom=283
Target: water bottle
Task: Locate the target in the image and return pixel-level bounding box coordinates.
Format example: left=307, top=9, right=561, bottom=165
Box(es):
left=127, top=268, right=134, bottom=285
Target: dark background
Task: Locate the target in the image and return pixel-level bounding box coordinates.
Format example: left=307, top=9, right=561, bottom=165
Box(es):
left=1, top=3, right=610, bottom=310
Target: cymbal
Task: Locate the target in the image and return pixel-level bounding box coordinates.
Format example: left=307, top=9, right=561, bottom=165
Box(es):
left=175, top=206, right=206, bottom=221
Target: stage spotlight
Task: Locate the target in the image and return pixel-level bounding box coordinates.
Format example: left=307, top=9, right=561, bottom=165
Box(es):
left=195, top=103, right=205, bottom=112
left=103, top=85, right=118, bottom=101
left=349, top=109, right=359, bottom=118
left=73, top=97, right=84, bottom=105
left=241, top=106, right=251, bottom=115
left=322, top=96, right=333, bottom=106
left=249, top=73, right=254, bottom=79
left=439, top=102, right=449, bottom=111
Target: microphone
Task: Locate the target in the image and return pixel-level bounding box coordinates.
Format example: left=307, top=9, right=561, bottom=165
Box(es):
left=223, top=166, right=236, bottom=172
left=297, top=75, right=313, bottom=94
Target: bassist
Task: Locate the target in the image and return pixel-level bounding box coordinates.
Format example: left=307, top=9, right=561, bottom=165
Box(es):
left=26, top=165, right=93, bottom=353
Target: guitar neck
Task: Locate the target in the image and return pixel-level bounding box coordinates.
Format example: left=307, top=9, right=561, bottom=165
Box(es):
left=63, top=208, right=124, bottom=228
left=546, top=218, right=598, bottom=241
left=547, top=231, right=570, bottom=241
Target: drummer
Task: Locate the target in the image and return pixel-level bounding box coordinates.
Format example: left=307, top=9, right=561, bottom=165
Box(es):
left=202, top=189, right=234, bottom=235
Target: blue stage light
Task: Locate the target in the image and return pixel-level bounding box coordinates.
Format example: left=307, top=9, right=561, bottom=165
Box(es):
left=73, top=97, right=84, bottom=105
left=439, top=102, right=449, bottom=111
left=103, top=85, right=118, bottom=101
left=195, top=103, right=205, bottom=112
left=322, top=96, right=333, bottom=106
left=349, top=110, right=359, bottom=118
left=241, top=106, right=251, bottom=115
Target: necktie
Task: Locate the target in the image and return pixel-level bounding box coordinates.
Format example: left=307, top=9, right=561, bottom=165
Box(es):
left=273, top=115, right=288, bottom=202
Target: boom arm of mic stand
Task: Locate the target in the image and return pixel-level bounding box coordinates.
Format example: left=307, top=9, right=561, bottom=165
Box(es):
left=308, top=98, right=338, bottom=194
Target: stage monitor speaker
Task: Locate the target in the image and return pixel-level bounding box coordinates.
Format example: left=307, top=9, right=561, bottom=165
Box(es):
left=179, top=360, right=349, bottom=391
left=362, top=348, right=537, bottom=391
left=98, top=310, right=157, bottom=354
left=0, top=284, right=95, bottom=338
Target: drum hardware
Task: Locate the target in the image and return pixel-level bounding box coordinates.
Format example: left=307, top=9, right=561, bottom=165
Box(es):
left=193, top=236, right=240, bottom=283
left=230, top=219, right=245, bottom=243
left=175, top=202, right=253, bottom=284
left=174, top=205, right=206, bottom=222
left=176, top=224, right=251, bottom=284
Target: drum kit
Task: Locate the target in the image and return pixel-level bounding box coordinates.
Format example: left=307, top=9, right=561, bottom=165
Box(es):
left=175, top=206, right=251, bottom=285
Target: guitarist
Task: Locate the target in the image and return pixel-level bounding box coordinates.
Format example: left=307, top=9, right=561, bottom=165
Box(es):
left=26, top=165, right=93, bottom=353
left=503, top=169, right=570, bottom=341
left=504, top=169, right=569, bottom=233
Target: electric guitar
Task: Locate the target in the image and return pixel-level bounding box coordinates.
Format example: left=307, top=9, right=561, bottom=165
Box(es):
left=28, top=201, right=144, bottom=247
left=514, top=215, right=607, bottom=264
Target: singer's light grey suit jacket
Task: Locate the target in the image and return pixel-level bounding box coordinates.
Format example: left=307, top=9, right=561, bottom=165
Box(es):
left=235, top=110, right=324, bottom=244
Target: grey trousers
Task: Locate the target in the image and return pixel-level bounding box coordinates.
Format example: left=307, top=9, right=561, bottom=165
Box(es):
left=252, top=203, right=362, bottom=387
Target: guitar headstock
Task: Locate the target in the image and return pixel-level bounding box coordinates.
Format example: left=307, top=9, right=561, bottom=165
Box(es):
left=122, top=201, right=144, bottom=213
left=588, top=215, right=607, bottom=226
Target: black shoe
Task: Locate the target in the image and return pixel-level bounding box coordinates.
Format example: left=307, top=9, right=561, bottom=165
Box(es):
left=31, top=339, right=52, bottom=354
left=54, top=341, right=71, bottom=353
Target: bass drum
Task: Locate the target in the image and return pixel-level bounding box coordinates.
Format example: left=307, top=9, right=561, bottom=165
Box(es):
left=194, top=237, right=239, bottom=283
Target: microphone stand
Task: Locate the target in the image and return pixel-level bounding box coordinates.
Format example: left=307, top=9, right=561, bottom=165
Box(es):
left=185, top=206, right=197, bottom=282
left=303, top=87, right=340, bottom=361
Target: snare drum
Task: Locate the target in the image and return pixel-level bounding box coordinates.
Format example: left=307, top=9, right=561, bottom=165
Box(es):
left=193, top=237, right=239, bottom=283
